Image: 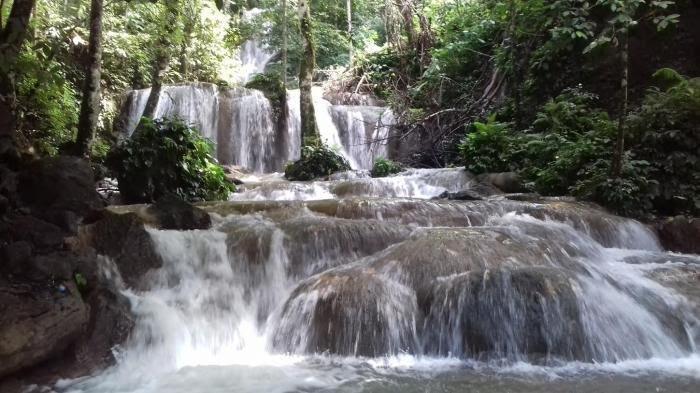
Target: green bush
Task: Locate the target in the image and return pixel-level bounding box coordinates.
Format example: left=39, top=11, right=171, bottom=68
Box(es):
left=571, top=154, right=658, bottom=217
left=284, top=145, right=351, bottom=181
left=371, top=158, right=403, bottom=178
left=459, top=116, right=517, bottom=174
left=627, top=70, right=700, bottom=215
left=459, top=87, right=656, bottom=216
left=106, top=117, right=234, bottom=204
left=519, top=88, right=615, bottom=195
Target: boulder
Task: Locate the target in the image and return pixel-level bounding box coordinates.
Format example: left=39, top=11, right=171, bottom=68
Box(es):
left=273, top=267, right=419, bottom=357
left=0, top=281, right=89, bottom=379
left=9, top=215, right=64, bottom=252
left=80, top=211, right=163, bottom=289
left=656, top=216, right=700, bottom=254
left=422, top=267, right=585, bottom=361
left=0, top=242, right=32, bottom=276
left=446, top=190, right=484, bottom=201
left=17, top=156, right=103, bottom=218
left=477, top=172, right=526, bottom=193
left=147, top=195, right=211, bottom=230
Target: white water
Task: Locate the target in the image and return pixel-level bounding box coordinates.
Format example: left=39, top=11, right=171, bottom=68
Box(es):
left=57, top=168, right=700, bottom=393
left=120, top=37, right=394, bottom=173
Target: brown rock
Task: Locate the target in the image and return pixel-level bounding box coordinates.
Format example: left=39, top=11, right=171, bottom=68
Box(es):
left=0, top=281, right=89, bottom=379
left=656, top=216, right=700, bottom=254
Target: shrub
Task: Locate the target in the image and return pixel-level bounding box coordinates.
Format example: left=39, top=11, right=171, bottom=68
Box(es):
left=627, top=70, right=700, bottom=215
left=459, top=116, right=517, bottom=174
left=106, top=117, right=234, bottom=204
left=571, top=154, right=658, bottom=217
left=519, top=87, right=615, bottom=195
left=371, top=158, right=403, bottom=178
left=284, top=145, right=351, bottom=181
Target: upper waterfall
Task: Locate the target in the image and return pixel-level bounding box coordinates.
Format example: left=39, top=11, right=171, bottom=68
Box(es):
left=118, top=83, right=394, bottom=173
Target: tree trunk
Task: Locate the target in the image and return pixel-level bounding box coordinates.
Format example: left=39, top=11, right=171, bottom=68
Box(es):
left=0, top=0, right=36, bottom=146
left=282, top=0, right=287, bottom=87
left=298, top=0, right=319, bottom=149
left=142, top=0, right=181, bottom=120
left=74, top=0, right=104, bottom=157
left=611, top=32, right=629, bottom=178
left=179, top=2, right=195, bottom=78
left=347, top=0, right=353, bottom=65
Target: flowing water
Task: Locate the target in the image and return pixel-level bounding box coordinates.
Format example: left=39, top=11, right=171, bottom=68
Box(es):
left=92, top=31, right=700, bottom=393
left=56, top=168, right=700, bottom=393
left=120, top=84, right=393, bottom=172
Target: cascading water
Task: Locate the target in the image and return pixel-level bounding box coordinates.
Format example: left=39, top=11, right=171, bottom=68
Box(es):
left=120, top=83, right=393, bottom=173
left=59, top=168, right=700, bottom=393
left=120, top=84, right=282, bottom=173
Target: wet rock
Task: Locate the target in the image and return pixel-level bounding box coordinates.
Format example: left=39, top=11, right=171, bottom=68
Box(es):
left=278, top=216, right=411, bottom=276
left=367, top=227, right=584, bottom=302
left=10, top=215, right=64, bottom=251
left=446, top=190, right=484, bottom=201
left=503, top=192, right=542, bottom=202
left=656, top=216, right=700, bottom=254
left=73, top=283, right=134, bottom=374
left=0, top=242, right=33, bottom=275
left=30, top=252, right=79, bottom=281
left=147, top=195, right=211, bottom=230
left=0, top=281, right=89, bottom=379
left=274, top=267, right=418, bottom=357
left=423, top=267, right=585, bottom=361
left=80, top=210, right=162, bottom=289
left=477, top=172, right=525, bottom=193
left=17, top=156, right=103, bottom=217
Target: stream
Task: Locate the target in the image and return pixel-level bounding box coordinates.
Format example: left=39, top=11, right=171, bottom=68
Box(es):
left=56, top=169, right=700, bottom=393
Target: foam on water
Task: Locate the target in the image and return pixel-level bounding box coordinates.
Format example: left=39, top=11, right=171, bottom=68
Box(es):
left=54, top=170, right=700, bottom=392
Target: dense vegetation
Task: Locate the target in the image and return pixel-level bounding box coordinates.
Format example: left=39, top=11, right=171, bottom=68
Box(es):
left=106, top=118, right=233, bottom=203
left=1, top=0, right=698, bottom=216
left=284, top=145, right=351, bottom=181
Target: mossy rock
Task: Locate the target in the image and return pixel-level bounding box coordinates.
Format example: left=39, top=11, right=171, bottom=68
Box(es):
left=284, top=145, right=351, bottom=181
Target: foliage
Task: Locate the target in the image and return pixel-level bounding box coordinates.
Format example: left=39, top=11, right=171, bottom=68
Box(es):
left=245, top=73, right=286, bottom=117
left=626, top=71, right=700, bottom=215
left=106, top=118, right=234, bottom=203
left=371, top=157, right=403, bottom=177
left=460, top=117, right=517, bottom=175
left=519, top=87, right=615, bottom=195
left=461, top=77, right=699, bottom=217
left=284, top=145, right=351, bottom=181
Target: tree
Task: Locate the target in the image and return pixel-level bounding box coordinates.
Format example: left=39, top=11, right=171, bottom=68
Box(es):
left=74, top=0, right=104, bottom=157
left=347, top=0, right=353, bottom=65
left=298, top=0, right=320, bottom=148
left=142, top=0, right=182, bottom=120
left=584, top=0, right=679, bottom=177
left=0, top=0, right=37, bottom=153
left=282, top=0, right=288, bottom=87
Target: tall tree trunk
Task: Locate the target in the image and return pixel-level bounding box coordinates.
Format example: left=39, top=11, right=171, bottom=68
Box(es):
left=395, top=0, right=415, bottom=50
left=282, top=0, right=287, bottom=87
left=298, top=0, right=319, bottom=149
left=347, top=0, right=353, bottom=65
left=611, top=32, right=629, bottom=178
left=0, top=0, right=36, bottom=149
left=74, top=0, right=104, bottom=157
left=142, top=0, right=181, bottom=120
left=179, top=1, right=195, bottom=78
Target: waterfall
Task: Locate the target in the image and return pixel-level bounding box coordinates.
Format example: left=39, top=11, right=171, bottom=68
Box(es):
left=120, top=84, right=282, bottom=173
left=120, top=84, right=394, bottom=172
left=62, top=169, right=700, bottom=393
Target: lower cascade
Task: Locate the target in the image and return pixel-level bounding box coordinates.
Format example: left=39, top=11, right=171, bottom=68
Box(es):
left=59, top=168, right=700, bottom=392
